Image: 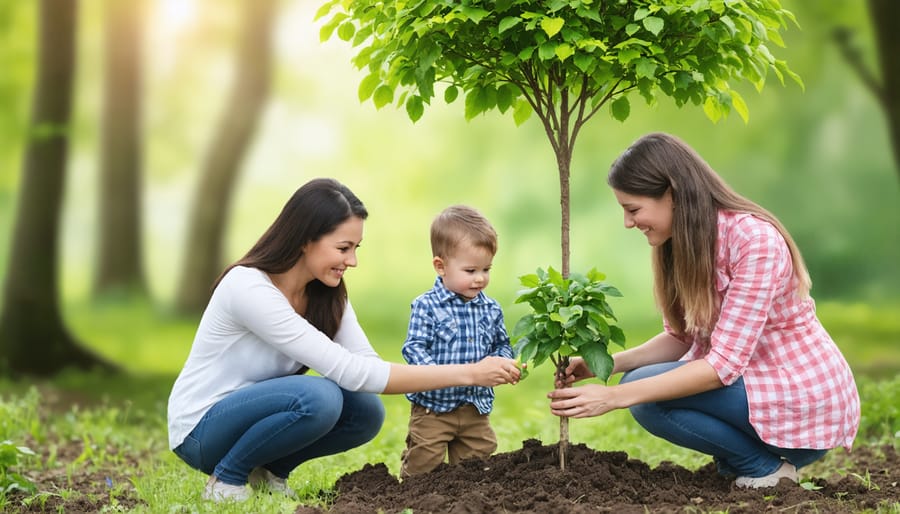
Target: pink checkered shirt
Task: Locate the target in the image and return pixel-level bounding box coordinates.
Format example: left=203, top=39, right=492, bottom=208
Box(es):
left=669, top=210, right=860, bottom=450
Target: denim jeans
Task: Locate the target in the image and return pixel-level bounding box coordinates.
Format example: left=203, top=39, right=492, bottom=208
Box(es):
left=621, top=361, right=827, bottom=478
left=173, top=375, right=385, bottom=485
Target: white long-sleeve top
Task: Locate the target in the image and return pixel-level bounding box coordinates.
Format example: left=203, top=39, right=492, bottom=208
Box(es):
left=167, top=266, right=391, bottom=449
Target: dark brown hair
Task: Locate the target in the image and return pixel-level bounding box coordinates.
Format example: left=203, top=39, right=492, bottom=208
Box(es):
left=215, top=178, right=368, bottom=338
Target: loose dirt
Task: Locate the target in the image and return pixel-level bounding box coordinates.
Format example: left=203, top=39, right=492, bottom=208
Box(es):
left=7, top=437, right=898, bottom=512
left=299, top=439, right=900, bottom=514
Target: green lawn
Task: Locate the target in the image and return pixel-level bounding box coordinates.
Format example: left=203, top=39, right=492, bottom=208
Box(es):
left=0, top=299, right=897, bottom=512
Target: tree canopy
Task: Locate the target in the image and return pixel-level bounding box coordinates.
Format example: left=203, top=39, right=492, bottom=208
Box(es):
left=318, top=0, right=802, bottom=128
left=319, top=0, right=803, bottom=278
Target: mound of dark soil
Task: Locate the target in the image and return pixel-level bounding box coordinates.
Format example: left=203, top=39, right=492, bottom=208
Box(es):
left=299, top=439, right=900, bottom=514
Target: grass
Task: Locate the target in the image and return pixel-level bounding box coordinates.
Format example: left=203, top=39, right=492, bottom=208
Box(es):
left=0, top=299, right=898, bottom=512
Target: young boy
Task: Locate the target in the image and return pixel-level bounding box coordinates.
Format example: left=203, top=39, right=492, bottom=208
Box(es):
left=400, top=205, right=514, bottom=478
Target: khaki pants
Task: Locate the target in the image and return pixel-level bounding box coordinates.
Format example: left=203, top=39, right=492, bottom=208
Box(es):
left=400, top=403, right=497, bottom=478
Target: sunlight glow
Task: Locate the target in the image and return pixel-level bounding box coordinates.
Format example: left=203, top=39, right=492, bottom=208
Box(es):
left=157, top=0, right=197, bottom=35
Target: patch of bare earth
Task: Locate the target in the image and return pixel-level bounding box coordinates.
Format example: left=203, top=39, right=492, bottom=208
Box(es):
left=6, top=436, right=898, bottom=513
left=6, top=436, right=143, bottom=513
left=298, top=439, right=900, bottom=514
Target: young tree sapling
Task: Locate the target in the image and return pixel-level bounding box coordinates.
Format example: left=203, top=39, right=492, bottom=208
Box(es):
left=511, top=266, right=625, bottom=469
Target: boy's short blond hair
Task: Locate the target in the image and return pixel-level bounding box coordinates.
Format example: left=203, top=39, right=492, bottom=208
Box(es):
left=430, top=205, right=498, bottom=259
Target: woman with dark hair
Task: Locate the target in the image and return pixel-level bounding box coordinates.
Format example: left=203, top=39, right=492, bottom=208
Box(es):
left=547, top=133, right=859, bottom=488
left=167, top=178, right=520, bottom=502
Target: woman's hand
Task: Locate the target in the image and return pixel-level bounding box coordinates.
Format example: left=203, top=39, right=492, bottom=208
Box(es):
left=472, top=356, right=521, bottom=386
left=547, top=384, right=621, bottom=418
left=554, top=357, right=595, bottom=388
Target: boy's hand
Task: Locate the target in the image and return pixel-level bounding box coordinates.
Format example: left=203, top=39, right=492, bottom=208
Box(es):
left=515, top=358, right=529, bottom=380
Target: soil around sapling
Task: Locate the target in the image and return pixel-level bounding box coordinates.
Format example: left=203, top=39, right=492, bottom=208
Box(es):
left=4, top=435, right=897, bottom=513
left=297, top=438, right=900, bottom=514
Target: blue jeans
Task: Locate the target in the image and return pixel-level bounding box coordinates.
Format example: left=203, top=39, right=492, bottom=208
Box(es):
left=173, top=375, right=385, bottom=485
left=621, top=362, right=827, bottom=478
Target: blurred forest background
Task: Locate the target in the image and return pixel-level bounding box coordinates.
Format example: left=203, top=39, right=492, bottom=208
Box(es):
left=0, top=0, right=898, bottom=379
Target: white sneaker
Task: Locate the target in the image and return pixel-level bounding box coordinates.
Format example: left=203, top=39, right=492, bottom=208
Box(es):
left=249, top=467, right=297, bottom=498
left=735, top=461, right=799, bottom=488
left=202, top=475, right=251, bottom=502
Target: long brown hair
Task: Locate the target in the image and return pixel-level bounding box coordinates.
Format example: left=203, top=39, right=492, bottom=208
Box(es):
left=214, top=178, right=368, bottom=338
left=607, top=133, right=810, bottom=337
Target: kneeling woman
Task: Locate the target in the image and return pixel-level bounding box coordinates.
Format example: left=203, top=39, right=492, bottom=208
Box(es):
left=547, top=133, right=859, bottom=488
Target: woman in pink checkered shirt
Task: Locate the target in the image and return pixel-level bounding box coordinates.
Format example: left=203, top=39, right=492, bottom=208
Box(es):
left=548, top=132, right=860, bottom=489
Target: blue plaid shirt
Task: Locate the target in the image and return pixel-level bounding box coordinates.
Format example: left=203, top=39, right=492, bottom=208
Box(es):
left=402, top=277, right=513, bottom=414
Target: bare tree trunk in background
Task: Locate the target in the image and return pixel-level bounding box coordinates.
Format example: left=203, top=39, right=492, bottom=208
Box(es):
left=174, top=0, right=275, bottom=314
left=94, top=0, right=147, bottom=297
left=0, top=0, right=117, bottom=377
left=834, top=0, right=900, bottom=182
left=868, top=0, right=900, bottom=182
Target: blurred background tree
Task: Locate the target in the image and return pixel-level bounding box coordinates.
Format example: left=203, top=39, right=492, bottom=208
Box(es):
left=0, top=0, right=896, bottom=377
left=173, top=0, right=276, bottom=314
left=831, top=0, right=900, bottom=181
left=0, top=0, right=115, bottom=376
left=95, top=0, right=148, bottom=299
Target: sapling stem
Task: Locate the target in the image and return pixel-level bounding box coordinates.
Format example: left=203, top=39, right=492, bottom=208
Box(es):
left=553, top=354, right=570, bottom=471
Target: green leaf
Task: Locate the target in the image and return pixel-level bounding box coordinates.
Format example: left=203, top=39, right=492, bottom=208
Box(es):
left=498, top=16, right=521, bottom=33
left=444, top=85, right=459, bottom=104
left=512, top=99, right=532, bottom=126
left=642, top=16, right=664, bottom=36
left=573, top=52, right=594, bottom=73
left=558, top=343, right=575, bottom=356
left=610, top=96, right=630, bottom=122
left=405, top=95, right=424, bottom=122
left=703, top=95, right=722, bottom=123
left=519, top=273, right=540, bottom=288
left=459, top=6, right=490, bottom=24
left=337, top=21, right=356, bottom=41
left=514, top=337, right=539, bottom=365
left=635, top=58, right=657, bottom=79
left=554, top=43, right=574, bottom=62
left=580, top=343, right=614, bottom=382
left=538, top=42, right=557, bottom=61
left=511, top=315, right=535, bottom=341
left=496, top=83, right=516, bottom=113
left=318, top=13, right=345, bottom=42
left=547, top=267, right=565, bottom=287
left=373, top=84, right=394, bottom=109
left=464, top=88, right=484, bottom=120
left=617, top=47, right=641, bottom=64
left=609, top=325, right=626, bottom=348
left=729, top=89, right=749, bottom=124
left=540, top=17, right=565, bottom=38
left=517, top=46, right=535, bottom=60
left=314, top=1, right=337, bottom=22
left=358, top=73, right=380, bottom=102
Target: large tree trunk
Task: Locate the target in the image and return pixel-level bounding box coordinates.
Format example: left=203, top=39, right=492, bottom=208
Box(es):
left=94, top=0, right=147, bottom=297
left=174, top=0, right=275, bottom=314
left=868, top=0, right=900, bottom=181
left=0, top=0, right=116, bottom=377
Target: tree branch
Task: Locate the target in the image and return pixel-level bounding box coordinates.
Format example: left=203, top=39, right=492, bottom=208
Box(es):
left=832, top=26, right=886, bottom=107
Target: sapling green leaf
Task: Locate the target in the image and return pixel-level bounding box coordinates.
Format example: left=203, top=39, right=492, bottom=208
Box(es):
left=511, top=266, right=624, bottom=383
